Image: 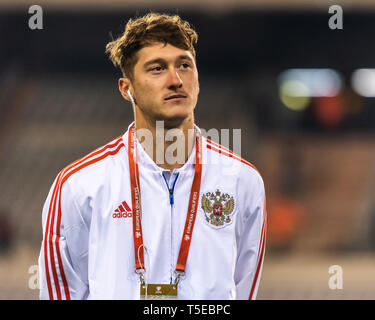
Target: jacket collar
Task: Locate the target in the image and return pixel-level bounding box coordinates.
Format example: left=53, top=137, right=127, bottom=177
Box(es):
left=122, top=121, right=200, bottom=172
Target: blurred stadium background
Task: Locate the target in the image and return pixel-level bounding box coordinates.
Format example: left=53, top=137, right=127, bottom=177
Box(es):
left=1, top=0, right=375, bottom=299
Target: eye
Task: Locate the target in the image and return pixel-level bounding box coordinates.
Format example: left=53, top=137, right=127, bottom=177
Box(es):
left=180, top=63, right=191, bottom=69
left=148, top=65, right=164, bottom=73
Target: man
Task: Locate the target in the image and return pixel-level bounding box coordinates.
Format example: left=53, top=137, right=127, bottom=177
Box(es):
left=38, top=12, right=266, bottom=300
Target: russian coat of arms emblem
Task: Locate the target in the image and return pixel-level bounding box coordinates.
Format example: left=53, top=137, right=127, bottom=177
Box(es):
left=201, top=189, right=235, bottom=227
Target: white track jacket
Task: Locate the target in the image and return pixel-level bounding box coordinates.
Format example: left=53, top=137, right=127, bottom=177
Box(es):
left=38, top=123, right=266, bottom=300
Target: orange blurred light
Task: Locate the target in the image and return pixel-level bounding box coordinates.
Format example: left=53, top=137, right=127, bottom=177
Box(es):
left=312, top=95, right=344, bottom=129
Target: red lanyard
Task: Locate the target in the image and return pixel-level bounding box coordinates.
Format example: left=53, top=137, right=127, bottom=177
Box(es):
left=128, top=123, right=202, bottom=279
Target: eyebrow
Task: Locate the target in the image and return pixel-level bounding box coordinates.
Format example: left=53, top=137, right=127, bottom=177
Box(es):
left=143, top=55, right=194, bottom=69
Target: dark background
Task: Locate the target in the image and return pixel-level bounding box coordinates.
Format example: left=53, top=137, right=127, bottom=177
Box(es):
left=2, top=8, right=375, bottom=132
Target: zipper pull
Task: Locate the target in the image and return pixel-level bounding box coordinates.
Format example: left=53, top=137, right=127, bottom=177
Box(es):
left=169, top=189, right=174, bottom=205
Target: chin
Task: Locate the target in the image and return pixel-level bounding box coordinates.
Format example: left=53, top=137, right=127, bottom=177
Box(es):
left=146, top=101, right=195, bottom=128
left=160, top=114, right=189, bottom=129
left=157, top=106, right=193, bottom=128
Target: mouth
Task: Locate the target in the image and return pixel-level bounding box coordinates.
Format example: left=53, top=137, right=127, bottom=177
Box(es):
left=164, top=94, right=187, bottom=101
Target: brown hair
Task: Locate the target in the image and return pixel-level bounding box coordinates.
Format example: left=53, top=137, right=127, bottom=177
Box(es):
left=105, top=12, right=198, bottom=80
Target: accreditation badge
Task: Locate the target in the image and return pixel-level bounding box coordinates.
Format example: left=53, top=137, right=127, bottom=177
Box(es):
left=140, top=283, right=178, bottom=300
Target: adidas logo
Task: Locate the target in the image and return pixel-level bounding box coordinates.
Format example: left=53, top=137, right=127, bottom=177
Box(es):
left=112, top=201, right=132, bottom=219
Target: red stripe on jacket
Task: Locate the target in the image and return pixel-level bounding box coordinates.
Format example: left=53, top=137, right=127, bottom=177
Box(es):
left=43, top=136, right=123, bottom=299
left=205, top=138, right=266, bottom=299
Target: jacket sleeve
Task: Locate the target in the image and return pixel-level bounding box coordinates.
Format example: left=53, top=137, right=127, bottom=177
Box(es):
left=234, top=173, right=267, bottom=300
left=38, top=173, right=90, bottom=300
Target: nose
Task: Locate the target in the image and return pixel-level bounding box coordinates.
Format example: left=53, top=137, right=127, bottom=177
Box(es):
left=167, top=68, right=183, bottom=89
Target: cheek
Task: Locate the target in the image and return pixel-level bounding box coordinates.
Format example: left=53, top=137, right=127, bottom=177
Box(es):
left=144, top=79, right=164, bottom=96
left=191, top=80, right=200, bottom=97
left=183, top=73, right=198, bottom=91
left=136, top=81, right=156, bottom=102
left=191, top=73, right=199, bottom=94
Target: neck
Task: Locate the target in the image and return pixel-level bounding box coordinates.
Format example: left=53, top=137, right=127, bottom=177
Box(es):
left=134, top=109, right=195, bottom=171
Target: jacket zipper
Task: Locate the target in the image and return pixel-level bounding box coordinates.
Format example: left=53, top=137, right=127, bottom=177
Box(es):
left=162, top=172, right=180, bottom=205
left=161, top=172, right=180, bottom=284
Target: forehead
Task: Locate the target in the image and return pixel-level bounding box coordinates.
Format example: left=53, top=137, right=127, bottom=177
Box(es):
left=135, top=42, right=195, bottom=65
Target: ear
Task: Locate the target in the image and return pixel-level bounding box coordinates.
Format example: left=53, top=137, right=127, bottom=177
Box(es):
left=118, top=77, right=132, bottom=102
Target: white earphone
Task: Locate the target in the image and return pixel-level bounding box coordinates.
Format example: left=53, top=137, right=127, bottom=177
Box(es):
left=128, top=89, right=135, bottom=106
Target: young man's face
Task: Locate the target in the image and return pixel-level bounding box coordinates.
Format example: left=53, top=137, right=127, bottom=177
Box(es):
left=124, top=42, right=199, bottom=127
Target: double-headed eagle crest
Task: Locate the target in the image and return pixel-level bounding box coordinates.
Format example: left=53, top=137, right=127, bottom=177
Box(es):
left=201, top=189, right=235, bottom=227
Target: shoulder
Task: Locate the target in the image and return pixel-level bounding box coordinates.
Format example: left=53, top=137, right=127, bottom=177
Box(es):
left=203, top=136, right=263, bottom=183
left=44, top=136, right=126, bottom=228
left=58, top=135, right=126, bottom=193
left=203, top=136, right=265, bottom=206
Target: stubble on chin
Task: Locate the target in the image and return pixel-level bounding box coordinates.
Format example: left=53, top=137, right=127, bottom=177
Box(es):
left=151, top=101, right=195, bottom=128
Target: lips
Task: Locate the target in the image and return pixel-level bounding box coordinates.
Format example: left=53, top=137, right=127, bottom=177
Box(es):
left=164, top=94, right=187, bottom=100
